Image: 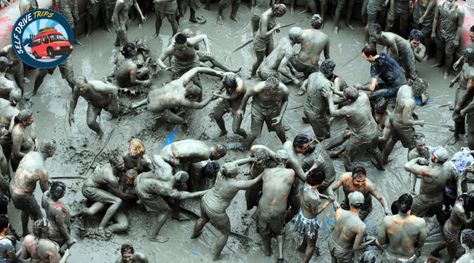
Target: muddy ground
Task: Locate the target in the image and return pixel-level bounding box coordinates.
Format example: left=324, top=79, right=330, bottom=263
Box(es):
left=7, top=2, right=467, bottom=263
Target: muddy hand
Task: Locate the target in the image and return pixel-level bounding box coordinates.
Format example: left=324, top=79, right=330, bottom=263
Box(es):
left=271, top=116, right=282, bottom=126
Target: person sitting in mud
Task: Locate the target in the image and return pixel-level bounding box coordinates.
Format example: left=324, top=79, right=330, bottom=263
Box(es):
left=131, top=67, right=223, bottom=125
left=113, top=43, right=151, bottom=89
left=409, top=29, right=427, bottom=63
left=122, top=138, right=153, bottom=177
left=33, top=56, right=76, bottom=96
left=10, top=140, right=55, bottom=236
left=211, top=72, right=247, bottom=138
left=329, top=191, right=375, bottom=263
left=0, top=46, right=25, bottom=96
left=256, top=36, right=299, bottom=85
left=41, top=181, right=75, bottom=250
left=116, top=243, right=149, bottom=263
left=68, top=76, right=120, bottom=138
left=288, top=16, right=330, bottom=77
left=458, top=229, right=474, bottom=263
left=135, top=158, right=207, bottom=242
left=378, top=193, right=427, bottom=263
left=256, top=150, right=294, bottom=263
left=294, top=167, right=332, bottom=263
left=11, top=109, right=35, bottom=172
left=81, top=151, right=130, bottom=236
left=19, top=218, right=70, bottom=263
left=328, top=166, right=391, bottom=220
left=0, top=57, right=22, bottom=105
left=111, top=40, right=158, bottom=84
left=191, top=158, right=261, bottom=260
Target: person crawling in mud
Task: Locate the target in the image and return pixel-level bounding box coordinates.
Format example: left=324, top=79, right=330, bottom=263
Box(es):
left=131, top=67, right=223, bottom=125
left=191, top=158, right=261, bottom=260
left=41, top=181, right=75, bottom=250
left=122, top=138, right=153, bottom=176
left=11, top=109, right=36, bottom=172
left=113, top=43, right=151, bottom=89
left=10, top=140, right=56, bottom=236
left=68, top=76, right=120, bottom=138
left=0, top=57, right=21, bottom=105
left=116, top=244, right=149, bottom=263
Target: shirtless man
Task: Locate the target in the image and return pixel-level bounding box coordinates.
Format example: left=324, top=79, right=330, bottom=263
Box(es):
left=431, top=0, right=464, bottom=78
left=382, top=84, right=425, bottom=163
left=68, top=76, right=120, bottom=138
left=368, top=24, right=418, bottom=80
left=323, top=87, right=384, bottom=171
left=19, top=0, right=38, bottom=14
left=409, top=29, right=427, bottom=63
left=211, top=72, right=248, bottom=137
left=257, top=36, right=299, bottom=85
left=41, top=181, right=74, bottom=249
left=116, top=244, right=149, bottom=263
left=11, top=109, right=35, bottom=171
left=135, top=157, right=206, bottom=242
left=114, top=43, right=151, bottom=88
left=328, top=166, right=391, bottom=220
left=216, top=0, right=240, bottom=25
left=33, top=56, right=75, bottom=95
left=52, top=0, right=81, bottom=45
left=123, top=138, right=153, bottom=176
left=153, top=0, right=178, bottom=37
left=0, top=46, right=24, bottom=96
left=0, top=57, right=21, bottom=105
left=319, top=59, right=348, bottom=94
left=238, top=76, right=288, bottom=147
left=19, top=218, right=69, bottom=263
left=289, top=18, right=330, bottom=77
left=131, top=67, right=222, bottom=124
left=251, top=0, right=273, bottom=36
left=10, top=140, right=55, bottom=236
left=250, top=3, right=286, bottom=77
left=256, top=152, right=295, bottom=262
left=404, top=146, right=453, bottom=224
left=408, top=135, right=431, bottom=194
left=412, top=0, right=435, bottom=50
left=0, top=215, right=16, bottom=262
left=294, top=167, right=332, bottom=263
left=112, top=0, right=145, bottom=47
left=191, top=158, right=262, bottom=260
left=458, top=229, right=474, bottom=263
left=329, top=191, right=374, bottom=263
left=378, top=193, right=427, bottom=263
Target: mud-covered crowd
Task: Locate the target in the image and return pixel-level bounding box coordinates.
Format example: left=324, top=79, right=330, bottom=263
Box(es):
left=0, top=0, right=474, bottom=262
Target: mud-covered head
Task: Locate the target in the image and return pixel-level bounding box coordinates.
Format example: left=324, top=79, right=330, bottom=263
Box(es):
left=361, top=44, right=378, bottom=62
left=15, top=108, right=33, bottom=126
left=311, top=14, right=323, bottom=29
left=126, top=169, right=138, bottom=187
left=181, top=28, right=195, bottom=38
left=343, top=87, right=359, bottom=102
left=348, top=191, right=364, bottom=209
left=464, top=48, right=474, bottom=65
left=175, top=170, right=189, bottom=183
left=222, top=72, right=237, bottom=91
left=0, top=194, right=8, bottom=215
left=320, top=59, right=336, bottom=78
left=264, top=76, right=280, bottom=92
left=306, top=165, right=325, bottom=188
left=222, top=162, right=239, bottom=178
left=271, top=3, right=287, bottom=17
left=33, top=218, right=50, bottom=238
left=121, top=43, right=137, bottom=59
left=121, top=244, right=135, bottom=262
left=203, top=161, right=220, bottom=179
left=431, top=146, right=449, bottom=164
left=414, top=133, right=429, bottom=158
left=411, top=78, right=429, bottom=96
left=462, top=229, right=474, bottom=250
left=357, top=250, right=377, bottom=263
left=50, top=181, right=66, bottom=200
left=409, top=29, right=424, bottom=49
left=174, top=33, right=188, bottom=51
left=109, top=149, right=126, bottom=172
left=9, top=88, right=21, bottom=106
left=210, top=144, right=227, bottom=160
left=0, top=56, right=12, bottom=73
left=293, top=133, right=315, bottom=154
left=184, top=85, right=201, bottom=101
left=368, top=23, right=382, bottom=39
left=289, top=27, right=303, bottom=44
left=40, top=140, right=56, bottom=158
left=128, top=138, right=145, bottom=158
left=252, top=146, right=272, bottom=165
left=351, top=166, right=367, bottom=188
left=275, top=149, right=289, bottom=166
left=397, top=193, right=413, bottom=214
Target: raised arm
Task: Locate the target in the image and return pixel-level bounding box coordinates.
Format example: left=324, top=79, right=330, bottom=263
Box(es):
left=403, top=158, right=432, bottom=177
left=181, top=67, right=222, bottom=87
left=188, top=35, right=211, bottom=52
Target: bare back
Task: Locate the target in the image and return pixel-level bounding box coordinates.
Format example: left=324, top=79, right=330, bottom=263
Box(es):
left=297, top=29, right=329, bottom=66
left=147, top=81, right=186, bottom=113
left=258, top=167, right=295, bottom=219
left=393, top=85, right=415, bottom=123
left=382, top=214, right=426, bottom=258
left=331, top=209, right=366, bottom=249
left=11, top=152, right=46, bottom=194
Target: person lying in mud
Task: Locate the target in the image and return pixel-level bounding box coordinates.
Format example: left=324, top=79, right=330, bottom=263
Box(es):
left=10, top=140, right=56, bottom=236
left=68, top=76, right=120, bottom=138
left=191, top=158, right=261, bottom=260
left=0, top=57, right=21, bottom=106
left=116, top=243, right=149, bottom=263
left=131, top=67, right=223, bottom=125
left=113, top=43, right=151, bottom=89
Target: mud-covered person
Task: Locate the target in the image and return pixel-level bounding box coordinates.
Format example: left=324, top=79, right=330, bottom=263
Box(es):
left=116, top=244, right=149, bottom=263
left=0, top=215, right=17, bottom=262
left=112, top=0, right=145, bottom=47
left=68, top=76, right=120, bottom=138
left=122, top=138, right=153, bottom=176
left=10, top=140, right=55, bottom=236
left=0, top=47, right=24, bottom=96
left=329, top=191, right=375, bottom=263
left=378, top=194, right=427, bottom=263
left=458, top=229, right=474, bottom=263
left=114, top=43, right=151, bottom=89
left=191, top=158, right=262, bottom=260
left=251, top=0, right=273, bottom=36
left=52, top=0, right=82, bottom=45
left=294, top=167, right=332, bottom=263
left=41, top=181, right=75, bottom=250
left=153, top=0, right=178, bottom=38
left=216, top=0, right=241, bottom=25
left=408, top=135, right=431, bottom=194
left=32, top=56, right=76, bottom=96
left=0, top=57, right=22, bottom=107
left=409, top=29, right=428, bottom=63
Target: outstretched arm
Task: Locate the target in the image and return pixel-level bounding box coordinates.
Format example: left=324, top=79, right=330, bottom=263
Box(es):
left=327, top=177, right=343, bottom=209
left=181, top=67, right=222, bottom=87
left=233, top=173, right=263, bottom=190
left=404, top=158, right=432, bottom=177
left=157, top=46, right=174, bottom=69
left=188, top=35, right=211, bottom=52
left=369, top=183, right=391, bottom=215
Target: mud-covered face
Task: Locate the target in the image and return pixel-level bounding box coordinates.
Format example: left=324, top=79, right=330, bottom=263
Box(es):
left=122, top=251, right=133, bottom=263
left=24, top=116, right=33, bottom=126
left=175, top=43, right=186, bottom=51
left=128, top=145, right=142, bottom=158
left=410, top=39, right=420, bottom=48
left=352, top=176, right=366, bottom=188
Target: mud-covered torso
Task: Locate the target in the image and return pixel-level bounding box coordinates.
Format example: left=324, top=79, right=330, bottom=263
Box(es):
left=304, top=72, right=332, bottom=115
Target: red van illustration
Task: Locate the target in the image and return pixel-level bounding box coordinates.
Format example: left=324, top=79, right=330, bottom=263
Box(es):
left=29, top=27, right=73, bottom=59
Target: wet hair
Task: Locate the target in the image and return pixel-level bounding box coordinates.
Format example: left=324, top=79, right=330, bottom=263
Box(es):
left=306, top=166, right=326, bottom=186
left=357, top=250, right=377, bottom=263
left=222, top=74, right=237, bottom=90
left=425, top=256, right=440, bottom=263
left=464, top=48, right=474, bottom=62
left=0, top=194, right=8, bottom=215
left=343, top=87, right=359, bottom=101
left=361, top=44, right=378, bottom=57
left=391, top=200, right=400, bottom=215
left=33, top=218, right=49, bottom=238
left=471, top=25, right=474, bottom=33
left=368, top=23, right=382, bottom=35
left=409, top=29, right=424, bottom=42
left=129, top=138, right=145, bottom=155
left=175, top=171, right=189, bottom=182
left=265, top=76, right=280, bottom=89
left=210, top=144, right=227, bottom=160
left=40, top=140, right=57, bottom=156
left=351, top=166, right=367, bottom=179
left=0, top=215, right=8, bottom=232
left=175, top=33, right=188, bottom=45
left=15, top=109, right=33, bottom=124
left=109, top=149, right=124, bottom=168
left=253, top=147, right=271, bottom=162
left=271, top=4, right=287, bottom=16
left=203, top=161, right=220, bottom=179
left=293, top=133, right=311, bottom=148
left=184, top=85, right=201, bottom=99
left=311, top=14, right=323, bottom=29
left=121, top=244, right=135, bottom=255
left=374, top=97, right=388, bottom=113
left=412, top=78, right=429, bottom=95
left=50, top=181, right=66, bottom=200
left=121, top=43, right=136, bottom=59
left=398, top=193, right=413, bottom=214
left=320, top=59, right=336, bottom=76
left=222, top=163, right=239, bottom=177
left=462, top=229, right=474, bottom=249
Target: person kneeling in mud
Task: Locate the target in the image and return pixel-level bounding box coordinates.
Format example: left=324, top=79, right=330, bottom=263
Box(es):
left=113, top=43, right=151, bottom=89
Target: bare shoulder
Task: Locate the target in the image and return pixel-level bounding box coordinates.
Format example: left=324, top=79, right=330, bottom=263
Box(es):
left=279, top=83, right=289, bottom=93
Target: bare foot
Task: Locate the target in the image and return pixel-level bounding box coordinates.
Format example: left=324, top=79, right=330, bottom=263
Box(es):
left=334, top=26, right=339, bottom=34
left=432, top=63, right=442, bottom=68
left=443, top=71, right=449, bottom=79
left=150, top=236, right=169, bottom=243
left=230, top=16, right=239, bottom=23
left=218, top=130, right=228, bottom=137
left=217, top=15, right=224, bottom=25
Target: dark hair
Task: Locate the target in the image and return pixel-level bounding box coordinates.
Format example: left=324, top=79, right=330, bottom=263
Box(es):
left=425, top=256, right=440, bottom=263
left=271, top=3, right=287, bottom=16
left=222, top=74, right=237, bottom=90
left=33, top=218, right=49, bottom=238
left=265, top=76, right=279, bottom=89
left=368, top=23, right=382, bottom=35
left=306, top=166, right=326, bottom=186
left=311, top=14, right=323, bottom=29
left=50, top=181, right=66, bottom=200
left=121, top=244, right=134, bottom=255
left=398, top=193, right=413, bottom=214
left=464, top=48, right=474, bottom=61
left=391, top=200, right=399, bottom=215
left=0, top=194, right=8, bottom=215
left=461, top=229, right=474, bottom=249
left=175, top=33, right=187, bottom=45
left=121, top=43, right=136, bottom=59
left=320, top=59, right=336, bottom=76
left=351, top=166, right=366, bottom=179
left=40, top=140, right=56, bottom=155
left=344, top=87, right=359, bottom=101
left=362, top=44, right=377, bottom=57
left=470, top=25, right=474, bottom=33
left=0, top=214, right=8, bottom=232
left=374, top=97, right=388, bottom=113
left=293, top=133, right=311, bottom=148
left=409, top=29, right=424, bottom=42
left=357, top=250, right=376, bottom=263
left=109, top=149, right=124, bottom=169
left=203, top=161, right=220, bottom=179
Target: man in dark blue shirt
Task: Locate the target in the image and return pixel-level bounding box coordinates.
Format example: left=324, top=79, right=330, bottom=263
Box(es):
left=361, top=44, right=407, bottom=99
